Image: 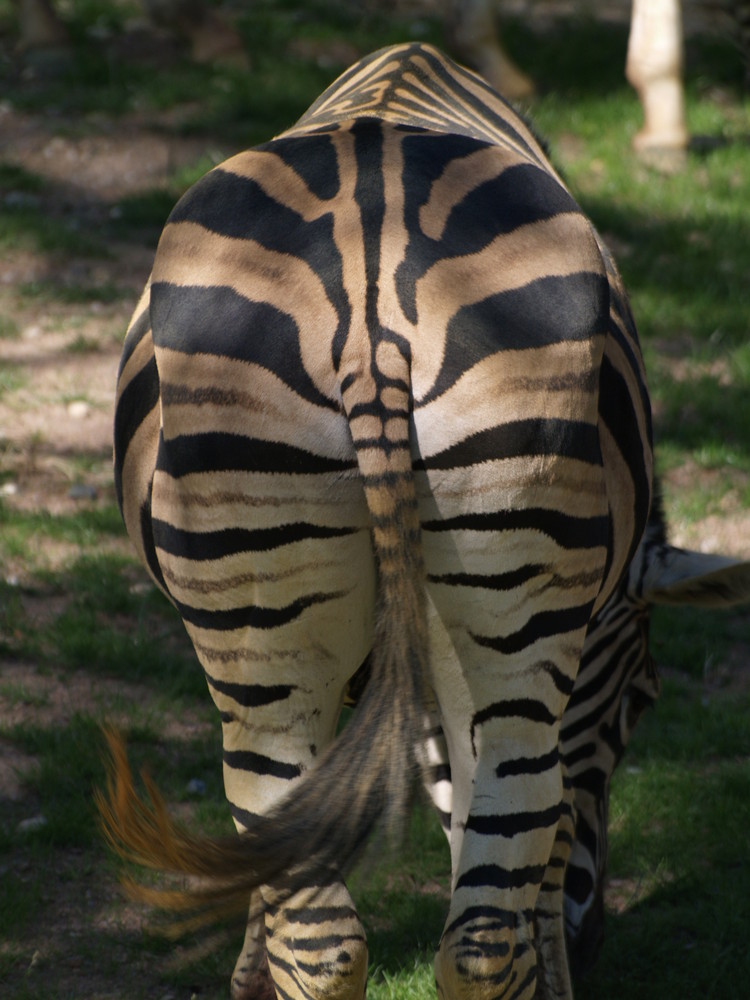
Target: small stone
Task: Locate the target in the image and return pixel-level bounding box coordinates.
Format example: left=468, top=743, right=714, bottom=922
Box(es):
left=67, top=400, right=90, bottom=419
left=0, top=481, right=18, bottom=496
left=187, top=779, right=206, bottom=796
left=18, top=814, right=47, bottom=834
left=68, top=483, right=98, bottom=501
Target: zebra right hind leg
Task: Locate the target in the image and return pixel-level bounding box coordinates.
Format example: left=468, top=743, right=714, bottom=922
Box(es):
left=532, top=774, right=576, bottom=999
left=231, top=895, right=274, bottom=1000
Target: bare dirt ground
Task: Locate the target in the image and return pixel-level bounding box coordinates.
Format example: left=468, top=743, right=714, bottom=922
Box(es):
left=0, top=97, right=232, bottom=521
left=0, top=58, right=242, bottom=993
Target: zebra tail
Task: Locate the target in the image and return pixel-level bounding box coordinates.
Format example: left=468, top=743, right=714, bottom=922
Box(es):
left=97, top=370, right=429, bottom=928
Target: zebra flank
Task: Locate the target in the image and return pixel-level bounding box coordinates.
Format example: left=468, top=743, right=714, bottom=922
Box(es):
left=103, top=42, right=659, bottom=1000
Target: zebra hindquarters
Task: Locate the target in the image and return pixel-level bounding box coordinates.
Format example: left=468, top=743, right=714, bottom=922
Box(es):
left=417, top=415, right=609, bottom=1000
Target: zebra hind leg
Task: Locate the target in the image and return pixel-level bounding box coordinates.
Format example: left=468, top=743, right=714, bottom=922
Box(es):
left=261, top=881, right=368, bottom=1000
left=533, top=772, right=576, bottom=999
left=231, top=895, right=274, bottom=1000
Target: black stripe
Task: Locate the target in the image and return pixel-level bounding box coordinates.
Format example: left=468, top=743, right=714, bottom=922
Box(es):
left=414, top=418, right=600, bottom=471
left=156, top=432, right=357, bottom=477
left=285, top=905, right=361, bottom=925
left=428, top=563, right=544, bottom=591
left=561, top=643, right=642, bottom=744
left=422, top=507, right=609, bottom=551
left=578, top=606, right=635, bottom=673
left=465, top=802, right=562, bottom=837
left=265, top=954, right=312, bottom=1000
left=353, top=117, right=385, bottom=310
left=272, top=133, right=340, bottom=200
left=471, top=699, right=558, bottom=756
left=205, top=675, right=296, bottom=708
left=227, top=800, right=261, bottom=829
left=167, top=164, right=337, bottom=260
left=117, top=306, right=150, bottom=373
left=443, top=904, right=533, bottom=937
left=291, top=958, right=346, bottom=978
left=569, top=625, right=636, bottom=709
left=151, top=283, right=337, bottom=411
left=470, top=601, right=593, bottom=656
left=422, top=272, right=609, bottom=403
left=456, top=863, right=546, bottom=891
left=162, top=164, right=353, bottom=386
left=596, top=717, right=626, bottom=760
left=570, top=766, right=607, bottom=799
left=152, top=518, right=357, bottom=560
left=353, top=436, right=411, bottom=456
left=400, top=43, right=545, bottom=157
left=436, top=806, right=451, bottom=830
left=495, top=747, right=559, bottom=779
left=431, top=763, right=452, bottom=784
left=565, top=864, right=596, bottom=907
left=508, top=964, right=538, bottom=1000
left=573, top=812, right=598, bottom=857
left=397, top=144, right=580, bottom=319
left=223, top=748, right=302, bottom=780
left=538, top=659, right=578, bottom=698
left=280, top=933, right=361, bottom=953
left=140, top=493, right=167, bottom=594
left=474, top=698, right=557, bottom=730
left=347, top=399, right=410, bottom=421
left=113, top=355, right=159, bottom=511
left=561, top=741, right=597, bottom=770
left=606, top=299, right=653, bottom=448
left=599, top=353, right=651, bottom=556
left=448, top=267, right=605, bottom=347
left=556, top=829, right=574, bottom=849
left=176, top=589, right=348, bottom=632
left=361, top=470, right=412, bottom=488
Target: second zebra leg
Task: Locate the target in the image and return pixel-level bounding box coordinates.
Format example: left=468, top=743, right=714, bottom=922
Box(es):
left=533, top=770, right=576, bottom=1000
left=231, top=895, right=274, bottom=1000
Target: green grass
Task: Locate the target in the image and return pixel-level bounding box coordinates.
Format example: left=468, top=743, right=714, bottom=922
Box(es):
left=0, top=315, right=20, bottom=339
left=0, top=365, right=27, bottom=399
left=18, top=280, right=125, bottom=304
left=576, top=687, right=750, bottom=999
left=0, top=504, right=125, bottom=567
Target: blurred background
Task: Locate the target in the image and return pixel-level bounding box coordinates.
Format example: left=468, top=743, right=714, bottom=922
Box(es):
left=1, top=3, right=749, bottom=998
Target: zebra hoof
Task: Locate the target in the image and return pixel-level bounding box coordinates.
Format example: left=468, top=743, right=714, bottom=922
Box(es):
left=231, top=954, right=275, bottom=1000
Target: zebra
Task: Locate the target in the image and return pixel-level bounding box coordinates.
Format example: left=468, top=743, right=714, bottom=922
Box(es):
left=450, top=0, right=750, bottom=154
left=99, top=41, right=750, bottom=1000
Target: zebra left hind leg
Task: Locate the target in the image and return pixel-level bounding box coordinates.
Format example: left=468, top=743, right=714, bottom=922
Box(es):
left=261, top=881, right=368, bottom=1000
left=231, top=883, right=368, bottom=1000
